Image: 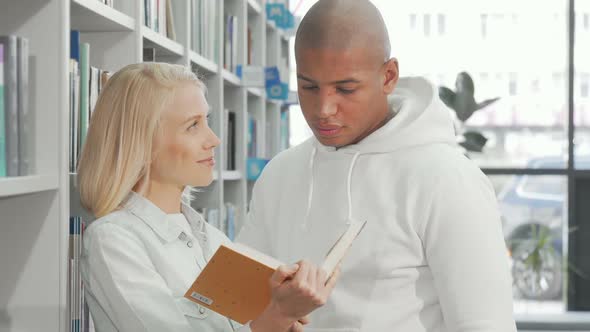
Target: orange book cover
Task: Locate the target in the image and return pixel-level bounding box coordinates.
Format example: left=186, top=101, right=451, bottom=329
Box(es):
left=184, top=220, right=367, bottom=324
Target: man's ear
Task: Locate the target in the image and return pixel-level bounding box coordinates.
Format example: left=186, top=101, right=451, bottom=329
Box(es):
left=382, top=58, right=399, bottom=94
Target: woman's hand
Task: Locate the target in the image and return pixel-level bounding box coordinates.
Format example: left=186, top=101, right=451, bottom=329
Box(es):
left=250, top=260, right=340, bottom=332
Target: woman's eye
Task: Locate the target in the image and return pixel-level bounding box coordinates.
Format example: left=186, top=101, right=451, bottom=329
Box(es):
left=188, top=121, right=198, bottom=130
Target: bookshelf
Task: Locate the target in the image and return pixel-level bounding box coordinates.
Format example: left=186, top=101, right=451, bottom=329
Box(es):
left=0, top=0, right=293, bottom=330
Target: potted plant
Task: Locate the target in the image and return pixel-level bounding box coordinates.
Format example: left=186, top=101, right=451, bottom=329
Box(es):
left=438, top=72, right=500, bottom=153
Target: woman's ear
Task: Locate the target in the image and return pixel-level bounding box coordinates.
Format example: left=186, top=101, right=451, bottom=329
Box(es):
left=382, top=58, right=399, bottom=94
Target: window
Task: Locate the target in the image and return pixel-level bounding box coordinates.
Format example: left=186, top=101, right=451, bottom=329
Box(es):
left=531, top=78, right=541, bottom=93
left=509, top=73, right=518, bottom=96
left=410, top=13, right=417, bottom=30
left=438, top=14, right=446, bottom=35
left=481, top=14, right=488, bottom=37
left=294, top=0, right=590, bottom=319
left=582, top=74, right=589, bottom=98
left=423, top=14, right=431, bottom=36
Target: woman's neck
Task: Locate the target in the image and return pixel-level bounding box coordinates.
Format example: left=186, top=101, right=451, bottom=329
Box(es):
left=136, top=180, right=183, bottom=214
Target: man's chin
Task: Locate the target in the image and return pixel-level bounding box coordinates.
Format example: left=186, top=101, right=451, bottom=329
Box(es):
left=315, top=135, right=349, bottom=148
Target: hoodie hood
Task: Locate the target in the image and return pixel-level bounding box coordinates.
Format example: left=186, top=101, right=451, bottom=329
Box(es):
left=302, top=77, right=457, bottom=229
left=314, top=76, right=457, bottom=154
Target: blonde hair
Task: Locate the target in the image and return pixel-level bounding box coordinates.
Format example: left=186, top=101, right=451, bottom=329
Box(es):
left=77, top=62, right=205, bottom=218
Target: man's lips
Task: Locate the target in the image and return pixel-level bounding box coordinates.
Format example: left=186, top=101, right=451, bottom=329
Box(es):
left=316, top=125, right=343, bottom=137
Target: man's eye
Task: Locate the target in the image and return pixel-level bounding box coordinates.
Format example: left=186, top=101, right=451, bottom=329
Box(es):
left=337, top=88, right=355, bottom=95
left=302, top=86, right=318, bottom=91
left=188, top=121, right=198, bottom=130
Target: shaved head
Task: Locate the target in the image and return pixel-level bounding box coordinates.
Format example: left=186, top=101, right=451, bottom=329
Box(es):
left=295, top=0, right=391, bottom=63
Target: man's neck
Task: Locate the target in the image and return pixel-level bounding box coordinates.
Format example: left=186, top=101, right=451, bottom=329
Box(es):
left=339, top=108, right=394, bottom=148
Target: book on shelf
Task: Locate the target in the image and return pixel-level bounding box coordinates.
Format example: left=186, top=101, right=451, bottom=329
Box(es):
left=0, top=43, right=5, bottom=177
left=224, top=15, right=238, bottom=73
left=247, top=113, right=257, bottom=158
left=69, top=216, right=95, bottom=332
left=224, top=202, right=236, bottom=241
left=246, top=158, right=268, bottom=181
left=184, top=219, right=368, bottom=324
left=143, top=47, right=156, bottom=62
left=69, top=31, right=111, bottom=172
left=0, top=35, right=31, bottom=177
left=191, top=0, right=218, bottom=62
left=224, top=109, right=236, bottom=171
left=196, top=204, right=235, bottom=240
left=17, top=37, right=30, bottom=175
left=280, top=110, right=289, bottom=151
left=165, top=0, right=176, bottom=41
left=144, top=0, right=177, bottom=40
left=99, top=0, right=114, bottom=7
left=236, top=65, right=265, bottom=87
left=247, top=27, right=253, bottom=65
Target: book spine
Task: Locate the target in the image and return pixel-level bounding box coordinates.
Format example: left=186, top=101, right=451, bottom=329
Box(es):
left=0, top=36, right=19, bottom=177
left=0, top=44, right=6, bottom=177
left=17, top=37, right=29, bottom=175
left=69, top=60, right=75, bottom=172
left=70, top=31, right=80, bottom=61
left=166, top=0, right=176, bottom=41
left=73, top=62, right=80, bottom=169
left=79, top=43, right=90, bottom=149
left=231, top=16, right=237, bottom=72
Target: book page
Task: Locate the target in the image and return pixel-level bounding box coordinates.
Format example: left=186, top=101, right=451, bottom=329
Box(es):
left=321, top=220, right=367, bottom=277
left=229, top=242, right=285, bottom=270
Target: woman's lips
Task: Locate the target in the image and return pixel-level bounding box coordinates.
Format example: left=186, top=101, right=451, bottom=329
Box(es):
left=197, top=157, right=215, bottom=167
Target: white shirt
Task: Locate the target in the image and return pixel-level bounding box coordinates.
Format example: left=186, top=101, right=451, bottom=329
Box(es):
left=80, top=192, right=251, bottom=332
left=237, top=77, right=517, bottom=331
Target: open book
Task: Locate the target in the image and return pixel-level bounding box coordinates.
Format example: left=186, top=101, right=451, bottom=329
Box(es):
left=184, top=219, right=367, bottom=324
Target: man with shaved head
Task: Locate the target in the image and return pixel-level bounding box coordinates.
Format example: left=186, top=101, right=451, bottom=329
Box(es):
left=238, top=1, right=517, bottom=331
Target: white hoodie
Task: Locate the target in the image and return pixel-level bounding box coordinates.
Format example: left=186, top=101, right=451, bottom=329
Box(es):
left=237, top=77, right=517, bottom=332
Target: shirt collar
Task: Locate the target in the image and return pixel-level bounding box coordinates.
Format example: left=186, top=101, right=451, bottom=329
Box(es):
left=123, top=192, right=202, bottom=243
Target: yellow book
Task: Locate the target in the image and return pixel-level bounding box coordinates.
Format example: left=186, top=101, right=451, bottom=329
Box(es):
left=184, top=220, right=367, bottom=324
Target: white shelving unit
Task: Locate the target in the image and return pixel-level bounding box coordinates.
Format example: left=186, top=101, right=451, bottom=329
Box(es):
left=0, top=0, right=292, bottom=330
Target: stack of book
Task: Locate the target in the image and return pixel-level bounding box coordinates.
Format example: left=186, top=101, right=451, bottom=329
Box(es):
left=69, top=31, right=111, bottom=173
left=197, top=203, right=236, bottom=240
left=225, top=109, right=236, bottom=171
left=191, top=0, right=218, bottom=61
left=224, top=15, right=238, bottom=72
left=98, top=0, right=114, bottom=7
left=69, top=216, right=94, bottom=332
left=144, top=0, right=177, bottom=40
left=0, top=35, right=31, bottom=177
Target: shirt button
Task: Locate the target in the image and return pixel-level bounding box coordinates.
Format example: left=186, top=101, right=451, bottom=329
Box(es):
left=187, top=241, right=193, bottom=248
left=199, top=307, right=206, bottom=314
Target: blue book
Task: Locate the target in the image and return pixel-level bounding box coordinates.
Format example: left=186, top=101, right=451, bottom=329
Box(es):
left=247, top=158, right=269, bottom=181
left=225, top=203, right=235, bottom=241
left=70, top=30, right=80, bottom=60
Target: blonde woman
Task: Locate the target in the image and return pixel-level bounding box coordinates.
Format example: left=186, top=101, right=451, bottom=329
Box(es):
left=77, top=62, right=338, bottom=332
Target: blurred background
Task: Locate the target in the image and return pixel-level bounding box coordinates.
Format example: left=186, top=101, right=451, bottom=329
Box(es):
left=286, top=0, right=590, bottom=322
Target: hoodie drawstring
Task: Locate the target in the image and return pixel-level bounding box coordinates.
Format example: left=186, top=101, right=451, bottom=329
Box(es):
left=302, top=147, right=317, bottom=230
left=346, top=151, right=361, bottom=225
left=302, top=147, right=361, bottom=229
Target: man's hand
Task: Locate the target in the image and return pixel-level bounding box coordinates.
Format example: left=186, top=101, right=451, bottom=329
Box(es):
left=269, top=260, right=339, bottom=321
left=250, top=261, right=340, bottom=332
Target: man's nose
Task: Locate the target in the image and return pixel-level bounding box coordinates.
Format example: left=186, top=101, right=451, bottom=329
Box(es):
left=318, top=93, right=337, bottom=118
